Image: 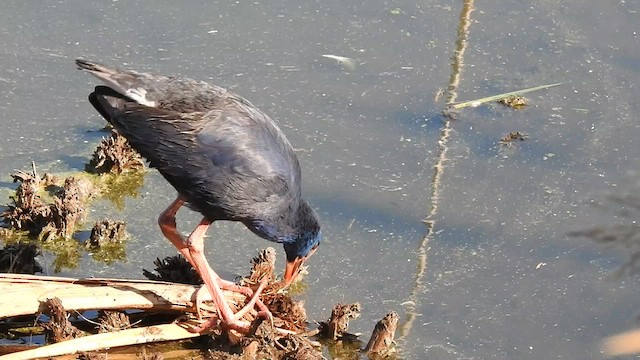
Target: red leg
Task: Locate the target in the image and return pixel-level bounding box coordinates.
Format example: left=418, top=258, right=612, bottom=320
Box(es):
left=158, top=196, right=237, bottom=290
left=158, top=198, right=271, bottom=332
left=184, top=218, right=257, bottom=332
left=158, top=196, right=193, bottom=263
left=232, top=276, right=271, bottom=321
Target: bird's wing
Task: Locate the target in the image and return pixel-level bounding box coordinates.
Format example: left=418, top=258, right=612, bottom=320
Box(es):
left=196, top=106, right=300, bottom=188
left=90, top=87, right=299, bottom=217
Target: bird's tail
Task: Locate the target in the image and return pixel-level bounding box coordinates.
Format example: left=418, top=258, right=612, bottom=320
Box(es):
left=76, top=59, right=156, bottom=107
left=88, top=86, right=131, bottom=124
left=76, top=59, right=117, bottom=77
left=76, top=59, right=127, bottom=91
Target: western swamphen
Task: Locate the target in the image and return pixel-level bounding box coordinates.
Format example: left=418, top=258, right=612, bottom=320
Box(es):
left=76, top=59, right=321, bottom=333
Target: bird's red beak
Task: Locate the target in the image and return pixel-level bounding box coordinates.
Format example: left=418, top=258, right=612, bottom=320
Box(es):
left=284, top=256, right=304, bottom=287
left=283, top=246, right=318, bottom=286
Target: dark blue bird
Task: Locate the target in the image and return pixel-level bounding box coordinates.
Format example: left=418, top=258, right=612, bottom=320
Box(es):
left=76, top=59, right=321, bottom=333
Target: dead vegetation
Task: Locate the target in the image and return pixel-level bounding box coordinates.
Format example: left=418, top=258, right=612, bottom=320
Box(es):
left=97, top=310, right=131, bottom=333
left=143, top=254, right=203, bottom=285
left=86, top=129, right=145, bottom=174
left=2, top=165, right=57, bottom=235
left=87, top=219, right=128, bottom=248
left=500, top=131, right=528, bottom=144
left=239, top=248, right=309, bottom=334
left=498, top=95, right=528, bottom=109
left=40, top=297, right=84, bottom=342
left=43, top=176, right=94, bottom=240
left=319, top=303, right=362, bottom=341
left=0, top=162, right=137, bottom=270
left=1, top=163, right=96, bottom=241
left=364, top=311, right=399, bottom=356
left=0, top=242, right=42, bottom=274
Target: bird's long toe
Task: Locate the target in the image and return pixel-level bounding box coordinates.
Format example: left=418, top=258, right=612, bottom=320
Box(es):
left=187, top=316, right=254, bottom=334
left=193, top=284, right=217, bottom=320
left=216, top=277, right=272, bottom=322
left=218, top=278, right=254, bottom=297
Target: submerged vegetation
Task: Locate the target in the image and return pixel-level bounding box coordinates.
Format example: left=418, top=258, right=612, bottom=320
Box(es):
left=86, top=129, right=145, bottom=174
left=0, top=129, right=146, bottom=272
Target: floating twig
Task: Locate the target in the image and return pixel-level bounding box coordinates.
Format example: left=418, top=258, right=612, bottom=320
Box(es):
left=321, top=55, right=357, bottom=71
left=448, top=82, right=562, bottom=110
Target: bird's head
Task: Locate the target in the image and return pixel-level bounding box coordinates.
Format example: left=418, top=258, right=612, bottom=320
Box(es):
left=248, top=200, right=321, bottom=286
left=283, top=228, right=321, bottom=286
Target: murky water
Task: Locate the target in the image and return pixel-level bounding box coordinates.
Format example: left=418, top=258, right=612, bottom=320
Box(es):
left=2, top=1, right=640, bottom=359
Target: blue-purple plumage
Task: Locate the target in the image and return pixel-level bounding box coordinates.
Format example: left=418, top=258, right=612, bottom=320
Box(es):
left=77, top=60, right=320, bottom=260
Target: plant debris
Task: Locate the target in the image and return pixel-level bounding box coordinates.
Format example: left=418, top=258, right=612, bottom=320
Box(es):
left=0, top=268, right=398, bottom=359
left=448, top=82, right=561, bottom=110
left=40, top=297, right=83, bottom=343
left=500, top=131, right=529, bottom=145
left=78, top=352, right=109, bottom=360
left=319, top=302, right=362, bottom=340
left=0, top=133, right=400, bottom=358
left=244, top=247, right=278, bottom=287
left=241, top=248, right=311, bottom=333
left=86, top=129, right=145, bottom=174
left=143, top=254, right=203, bottom=285
left=278, top=334, right=323, bottom=360
left=97, top=310, right=131, bottom=333
left=364, top=311, right=399, bottom=356
left=2, top=165, right=54, bottom=234
left=0, top=242, right=42, bottom=274
left=87, top=219, right=128, bottom=248
left=498, top=95, right=528, bottom=109
left=143, top=248, right=320, bottom=357
left=42, top=176, right=94, bottom=240
left=2, top=164, right=96, bottom=241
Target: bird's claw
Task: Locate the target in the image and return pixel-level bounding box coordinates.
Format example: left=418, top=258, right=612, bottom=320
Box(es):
left=193, top=284, right=215, bottom=319
left=188, top=276, right=272, bottom=335
left=218, top=279, right=254, bottom=297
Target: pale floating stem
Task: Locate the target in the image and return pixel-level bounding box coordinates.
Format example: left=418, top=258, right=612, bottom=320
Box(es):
left=448, top=82, right=563, bottom=110
left=321, top=54, right=357, bottom=71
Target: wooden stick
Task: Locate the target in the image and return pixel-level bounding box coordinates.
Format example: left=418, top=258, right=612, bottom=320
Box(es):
left=0, top=323, right=204, bottom=360
left=0, top=273, right=245, bottom=318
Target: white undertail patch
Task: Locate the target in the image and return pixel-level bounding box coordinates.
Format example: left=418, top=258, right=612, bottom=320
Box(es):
left=125, top=88, right=156, bottom=107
